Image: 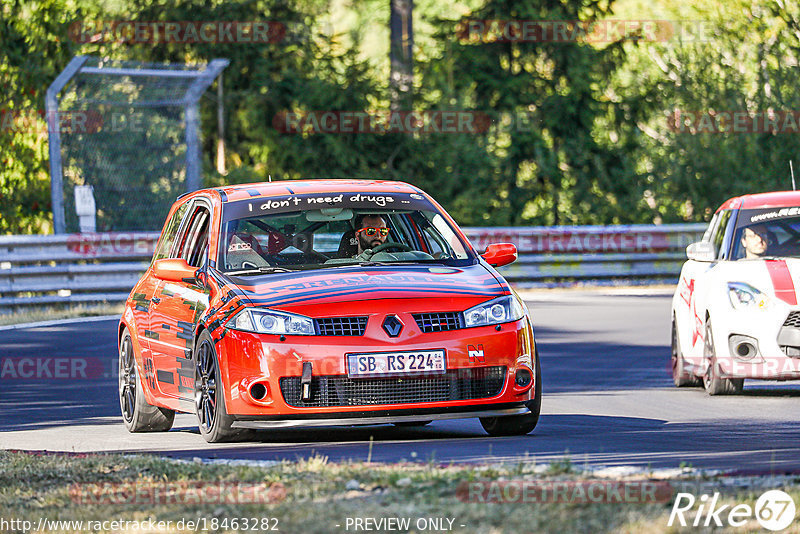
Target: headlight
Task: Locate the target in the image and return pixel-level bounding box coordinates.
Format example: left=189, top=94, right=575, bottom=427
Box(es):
left=228, top=308, right=315, bottom=335
left=727, top=282, right=770, bottom=310
left=464, top=295, right=526, bottom=327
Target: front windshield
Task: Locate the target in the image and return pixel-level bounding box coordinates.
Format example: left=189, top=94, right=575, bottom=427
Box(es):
left=732, top=208, right=800, bottom=259
left=217, top=195, right=473, bottom=273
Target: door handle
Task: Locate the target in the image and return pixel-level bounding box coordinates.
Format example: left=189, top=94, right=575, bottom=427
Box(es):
left=151, top=296, right=161, bottom=304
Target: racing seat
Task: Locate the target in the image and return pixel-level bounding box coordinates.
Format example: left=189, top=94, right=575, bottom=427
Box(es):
left=225, top=233, right=270, bottom=270
left=337, top=229, right=358, bottom=257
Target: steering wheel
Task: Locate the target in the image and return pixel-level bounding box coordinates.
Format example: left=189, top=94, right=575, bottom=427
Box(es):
left=371, top=242, right=414, bottom=253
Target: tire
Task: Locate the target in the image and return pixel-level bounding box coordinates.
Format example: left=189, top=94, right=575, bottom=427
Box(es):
left=702, top=318, right=744, bottom=396
left=671, top=316, right=701, bottom=387
left=394, top=421, right=433, bottom=427
left=119, top=327, right=175, bottom=432
left=194, top=330, right=249, bottom=442
left=480, top=351, right=542, bottom=436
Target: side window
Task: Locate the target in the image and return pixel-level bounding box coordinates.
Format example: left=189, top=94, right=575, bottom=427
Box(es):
left=152, top=202, right=190, bottom=262
left=175, top=204, right=211, bottom=268
left=712, top=210, right=732, bottom=259
left=702, top=213, right=719, bottom=243
left=407, top=214, right=444, bottom=256
left=421, top=226, right=445, bottom=256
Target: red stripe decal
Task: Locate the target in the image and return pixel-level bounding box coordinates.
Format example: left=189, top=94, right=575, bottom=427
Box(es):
left=766, top=260, right=798, bottom=305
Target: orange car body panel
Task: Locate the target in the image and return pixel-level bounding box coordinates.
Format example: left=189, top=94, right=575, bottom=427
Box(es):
left=120, top=180, right=537, bottom=420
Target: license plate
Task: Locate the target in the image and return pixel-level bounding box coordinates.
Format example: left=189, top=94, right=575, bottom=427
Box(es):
left=347, top=350, right=446, bottom=378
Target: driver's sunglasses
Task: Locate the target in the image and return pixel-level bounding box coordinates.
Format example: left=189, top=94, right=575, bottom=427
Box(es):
left=357, top=227, right=390, bottom=237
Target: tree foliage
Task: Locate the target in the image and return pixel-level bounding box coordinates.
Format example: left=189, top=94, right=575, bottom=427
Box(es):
left=2, top=0, right=800, bottom=233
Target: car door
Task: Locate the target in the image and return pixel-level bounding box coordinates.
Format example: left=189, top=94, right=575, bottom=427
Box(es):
left=677, top=210, right=733, bottom=364
left=148, top=199, right=211, bottom=401
left=131, top=200, right=190, bottom=381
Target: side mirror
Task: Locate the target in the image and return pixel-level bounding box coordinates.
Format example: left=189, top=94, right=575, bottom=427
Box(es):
left=153, top=258, right=198, bottom=283
left=686, top=241, right=716, bottom=262
left=482, top=243, right=518, bottom=268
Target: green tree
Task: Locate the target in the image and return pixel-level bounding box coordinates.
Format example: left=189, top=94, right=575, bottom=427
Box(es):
left=624, top=0, right=800, bottom=222
left=410, top=0, right=645, bottom=225
left=0, top=0, right=83, bottom=233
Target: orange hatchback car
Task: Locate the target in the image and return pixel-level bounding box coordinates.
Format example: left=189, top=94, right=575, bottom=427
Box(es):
left=118, top=180, right=540, bottom=442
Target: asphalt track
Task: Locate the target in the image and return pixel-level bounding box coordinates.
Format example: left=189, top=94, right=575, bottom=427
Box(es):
left=2, top=289, right=800, bottom=473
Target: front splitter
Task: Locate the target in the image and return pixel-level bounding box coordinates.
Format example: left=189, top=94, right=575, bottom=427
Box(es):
left=231, top=407, right=530, bottom=429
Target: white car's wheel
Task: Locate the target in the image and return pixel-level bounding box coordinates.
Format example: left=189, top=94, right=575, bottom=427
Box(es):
left=671, top=316, right=701, bottom=387
left=702, top=318, right=744, bottom=395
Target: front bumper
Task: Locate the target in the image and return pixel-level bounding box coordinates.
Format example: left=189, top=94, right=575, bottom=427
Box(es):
left=714, top=308, right=800, bottom=379
left=231, top=404, right=530, bottom=429
left=215, top=316, right=536, bottom=418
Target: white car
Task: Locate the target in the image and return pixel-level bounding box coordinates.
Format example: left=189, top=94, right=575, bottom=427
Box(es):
left=671, top=191, right=800, bottom=395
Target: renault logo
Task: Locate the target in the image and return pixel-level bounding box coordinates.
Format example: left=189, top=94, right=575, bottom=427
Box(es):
left=382, top=315, right=403, bottom=337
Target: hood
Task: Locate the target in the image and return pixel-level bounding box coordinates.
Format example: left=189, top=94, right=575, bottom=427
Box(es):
left=715, top=257, right=800, bottom=305
left=218, top=263, right=509, bottom=311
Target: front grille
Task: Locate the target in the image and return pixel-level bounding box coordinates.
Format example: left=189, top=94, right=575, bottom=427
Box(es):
left=413, top=312, right=464, bottom=333
left=784, top=312, right=800, bottom=328
left=315, top=316, right=368, bottom=336
left=280, top=366, right=506, bottom=407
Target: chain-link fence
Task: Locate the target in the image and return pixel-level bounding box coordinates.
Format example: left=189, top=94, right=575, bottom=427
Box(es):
left=46, top=56, right=228, bottom=233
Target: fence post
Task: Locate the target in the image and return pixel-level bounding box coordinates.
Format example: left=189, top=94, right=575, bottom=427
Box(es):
left=184, top=59, right=229, bottom=193
left=46, top=56, right=88, bottom=235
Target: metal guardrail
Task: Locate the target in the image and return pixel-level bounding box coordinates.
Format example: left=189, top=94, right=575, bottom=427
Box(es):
left=0, top=224, right=707, bottom=309
left=466, top=224, right=707, bottom=286
left=0, top=233, right=158, bottom=308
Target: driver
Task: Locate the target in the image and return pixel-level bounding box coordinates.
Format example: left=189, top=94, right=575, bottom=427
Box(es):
left=355, top=214, right=389, bottom=254
left=741, top=224, right=769, bottom=259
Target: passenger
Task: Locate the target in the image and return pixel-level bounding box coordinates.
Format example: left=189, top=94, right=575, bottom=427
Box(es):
left=741, top=224, right=769, bottom=259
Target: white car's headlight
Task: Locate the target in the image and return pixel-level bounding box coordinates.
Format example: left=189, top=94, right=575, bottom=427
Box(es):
left=464, top=295, right=526, bottom=327
left=727, top=282, right=770, bottom=310
left=229, top=308, right=315, bottom=335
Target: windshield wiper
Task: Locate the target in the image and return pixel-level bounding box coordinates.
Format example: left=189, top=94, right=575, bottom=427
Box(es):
left=226, top=266, right=295, bottom=275
left=356, top=260, right=432, bottom=267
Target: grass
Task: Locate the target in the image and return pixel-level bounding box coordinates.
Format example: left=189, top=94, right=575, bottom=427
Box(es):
left=2, top=451, right=800, bottom=533
left=0, top=303, right=123, bottom=326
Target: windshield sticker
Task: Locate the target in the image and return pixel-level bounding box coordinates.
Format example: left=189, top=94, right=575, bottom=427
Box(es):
left=228, top=242, right=252, bottom=252
left=749, top=207, right=800, bottom=223
left=223, top=192, right=431, bottom=221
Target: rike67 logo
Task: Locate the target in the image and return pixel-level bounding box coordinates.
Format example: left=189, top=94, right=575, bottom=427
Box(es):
left=669, top=490, right=796, bottom=531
